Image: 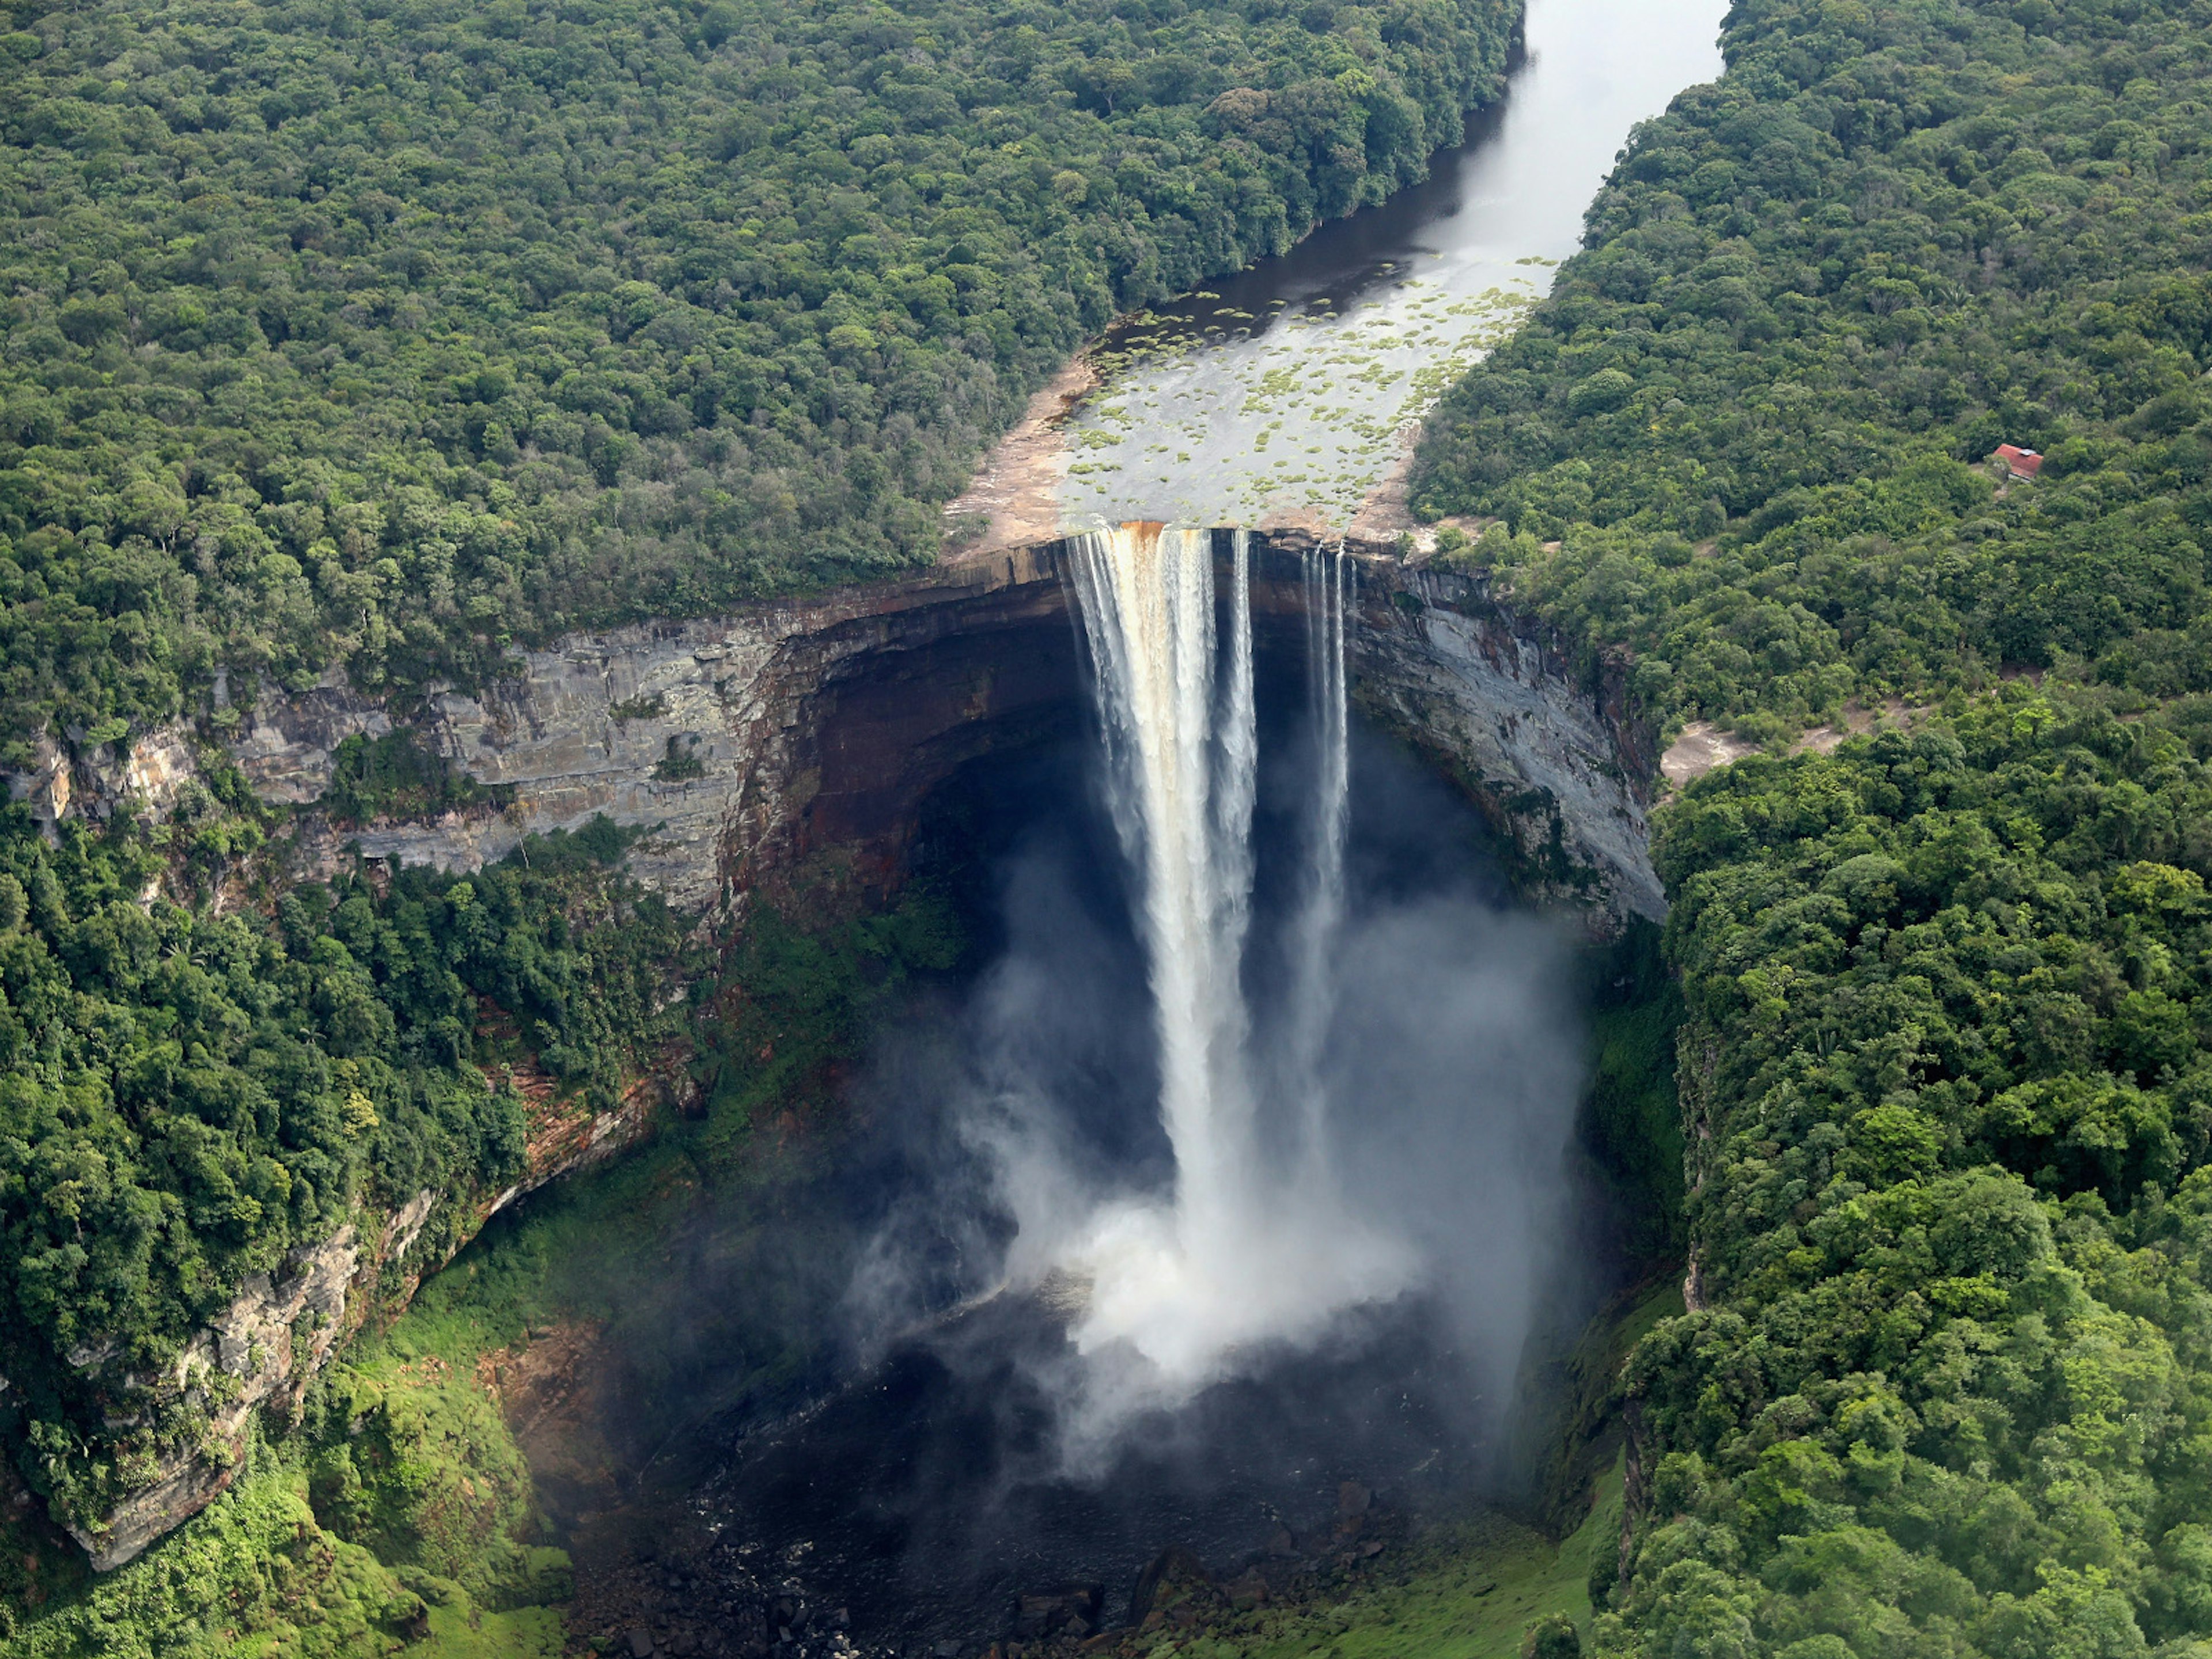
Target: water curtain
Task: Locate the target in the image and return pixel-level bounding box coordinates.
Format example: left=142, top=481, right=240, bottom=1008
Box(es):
left=1061, top=524, right=1402, bottom=1391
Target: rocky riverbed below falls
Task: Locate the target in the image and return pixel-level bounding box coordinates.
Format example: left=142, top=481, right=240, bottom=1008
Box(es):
left=532, top=1274, right=1554, bottom=1659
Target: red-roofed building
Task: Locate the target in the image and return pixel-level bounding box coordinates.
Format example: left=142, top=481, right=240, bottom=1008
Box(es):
left=1994, top=444, right=2043, bottom=480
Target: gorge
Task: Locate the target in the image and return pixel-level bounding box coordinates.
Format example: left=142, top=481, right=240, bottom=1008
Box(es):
left=501, top=524, right=1646, bottom=1656
left=31, top=524, right=1668, bottom=1579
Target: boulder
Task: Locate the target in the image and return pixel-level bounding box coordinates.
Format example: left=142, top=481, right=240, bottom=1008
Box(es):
left=1127, top=1546, right=1219, bottom=1629
left=1013, top=1585, right=1104, bottom=1639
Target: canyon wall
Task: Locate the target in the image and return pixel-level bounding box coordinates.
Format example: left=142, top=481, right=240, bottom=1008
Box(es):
left=66, top=1055, right=685, bottom=1571
left=1342, top=558, right=1666, bottom=921
left=225, top=537, right=1664, bottom=923
left=228, top=542, right=1075, bottom=910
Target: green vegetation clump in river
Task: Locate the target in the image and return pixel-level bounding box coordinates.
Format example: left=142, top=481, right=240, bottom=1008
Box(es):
left=1415, top=0, right=2212, bottom=1652
left=0, top=0, right=1516, bottom=752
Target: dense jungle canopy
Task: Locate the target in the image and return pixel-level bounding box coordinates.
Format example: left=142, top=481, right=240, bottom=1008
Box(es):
left=1414, top=0, right=2212, bottom=1652
left=14, top=0, right=2212, bottom=1647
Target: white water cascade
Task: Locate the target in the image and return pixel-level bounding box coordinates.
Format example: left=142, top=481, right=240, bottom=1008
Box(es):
left=1055, top=523, right=1410, bottom=1402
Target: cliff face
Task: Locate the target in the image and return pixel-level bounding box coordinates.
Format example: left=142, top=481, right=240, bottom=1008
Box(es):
left=67, top=1057, right=684, bottom=1571
left=1340, top=560, right=1665, bottom=920
left=68, top=1229, right=358, bottom=1571
left=234, top=544, right=1075, bottom=910
left=230, top=537, right=1662, bottom=923
left=37, top=532, right=1664, bottom=1569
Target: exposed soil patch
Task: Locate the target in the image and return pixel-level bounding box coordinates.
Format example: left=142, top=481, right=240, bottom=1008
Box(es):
left=1657, top=721, right=1761, bottom=787
left=1662, top=699, right=1931, bottom=787
left=481, top=1321, right=631, bottom=1528
left=1790, top=698, right=1904, bottom=756
left=941, top=358, right=1098, bottom=558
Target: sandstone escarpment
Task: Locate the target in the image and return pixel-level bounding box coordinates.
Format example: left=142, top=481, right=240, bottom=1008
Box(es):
left=12, top=537, right=1664, bottom=925
left=1343, top=560, right=1664, bottom=920
left=226, top=536, right=1661, bottom=924
left=236, top=544, right=1074, bottom=910
left=65, top=1228, right=358, bottom=1571
left=1238, top=537, right=1661, bottom=921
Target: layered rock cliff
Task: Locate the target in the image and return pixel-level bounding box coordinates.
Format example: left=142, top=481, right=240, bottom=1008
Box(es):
left=227, top=536, right=1662, bottom=923
left=1340, top=558, right=1665, bottom=919
left=67, top=1228, right=358, bottom=1571
left=64, top=1055, right=684, bottom=1570
left=233, top=544, right=1074, bottom=910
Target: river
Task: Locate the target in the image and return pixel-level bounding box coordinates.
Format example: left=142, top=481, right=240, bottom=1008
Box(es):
left=953, top=0, right=1726, bottom=542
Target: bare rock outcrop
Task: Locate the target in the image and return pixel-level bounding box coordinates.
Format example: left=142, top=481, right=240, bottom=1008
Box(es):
left=230, top=537, right=1662, bottom=923
left=1347, top=562, right=1665, bottom=920
left=239, top=544, right=1069, bottom=911
left=229, top=666, right=393, bottom=804
left=7, top=536, right=1661, bottom=928
left=67, top=1228, right=357, bottom=1571
left=7, top=725, right=201, bottom=831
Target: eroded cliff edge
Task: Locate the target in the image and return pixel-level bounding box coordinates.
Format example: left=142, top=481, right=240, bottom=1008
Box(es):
left=15, top=533, right=1664, bottom=1566
left=224, top=537, right=1665, bottom=923
left=232, top=541, right=1077, bottom=911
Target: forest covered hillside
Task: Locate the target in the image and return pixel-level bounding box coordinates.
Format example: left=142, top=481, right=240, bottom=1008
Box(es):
left=1414, top=0, right=2212, bottom=1652
left=0, top=0, right=1513, bottom=758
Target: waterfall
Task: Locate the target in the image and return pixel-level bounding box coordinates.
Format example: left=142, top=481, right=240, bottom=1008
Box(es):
left=1058, top=524, right=1406, bottom=1399
left=1065, top=523, right=1257, bottom=1252
left=1284, top=544, right=1352, bottom=1138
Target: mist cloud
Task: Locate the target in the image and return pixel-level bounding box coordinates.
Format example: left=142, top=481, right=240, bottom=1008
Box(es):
left=845, top=698, right=1587, bottom=1474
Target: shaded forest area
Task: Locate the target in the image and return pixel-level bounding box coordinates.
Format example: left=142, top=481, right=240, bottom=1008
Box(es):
left=0, top=0, right=1516, bottom=760
left=1415, top=0, right=2212, bottom=1653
